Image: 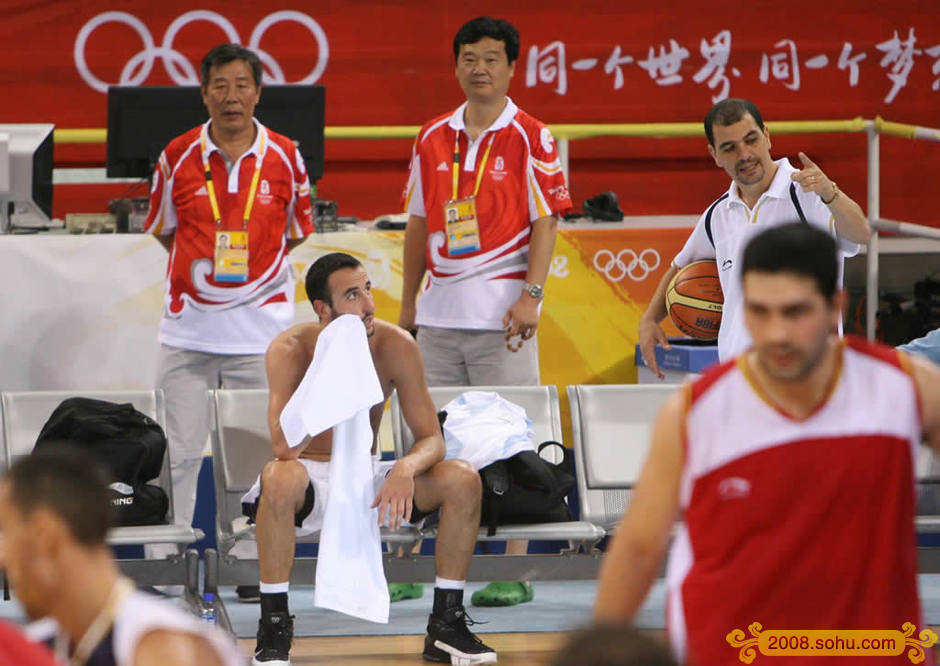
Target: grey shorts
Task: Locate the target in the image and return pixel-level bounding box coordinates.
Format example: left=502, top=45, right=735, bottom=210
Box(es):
left=417, top=326, right=540, bottom=386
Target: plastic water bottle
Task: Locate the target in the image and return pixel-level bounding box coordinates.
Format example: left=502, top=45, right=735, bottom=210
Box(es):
left=201, top=593, right=217, bottom=625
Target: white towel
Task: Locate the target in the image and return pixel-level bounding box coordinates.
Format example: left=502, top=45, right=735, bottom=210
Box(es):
left=278, top=314, right=389, bottom=623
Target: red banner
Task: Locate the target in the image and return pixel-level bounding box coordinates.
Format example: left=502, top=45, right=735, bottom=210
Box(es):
left=2, top=1, right=939, bottom=226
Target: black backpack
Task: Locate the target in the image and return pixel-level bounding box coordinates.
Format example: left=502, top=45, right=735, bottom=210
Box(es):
left=478, top=441, right=576, bottom=536
left=435, top=408, right=576, bottom=535
left=34, top=397, right=169, bottom=526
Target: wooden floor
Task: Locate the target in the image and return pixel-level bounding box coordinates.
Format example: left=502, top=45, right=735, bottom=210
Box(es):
left=237, top=632, right=570, bottom=665
left=238, top=629, right=940, bottom=664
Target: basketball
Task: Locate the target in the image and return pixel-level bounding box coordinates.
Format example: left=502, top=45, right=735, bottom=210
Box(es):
left=665, top=260, right=723, bottom=340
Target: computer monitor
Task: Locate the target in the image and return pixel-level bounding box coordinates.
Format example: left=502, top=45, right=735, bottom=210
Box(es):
left=0, top=124, right=54, bottom=232
left=106, top=85, right=325, bottom=182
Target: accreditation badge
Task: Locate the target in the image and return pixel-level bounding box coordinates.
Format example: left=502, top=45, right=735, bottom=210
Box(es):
left=444, top=196, right=482, bottom=256
left=214, top=230, right=249, bottom=282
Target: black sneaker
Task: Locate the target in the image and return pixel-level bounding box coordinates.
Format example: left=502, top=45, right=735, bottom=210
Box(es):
left=237, top=585, right=261, bottom=603
left=423, top=605, right=497, bottom=664
left=252, top=612, right=293, bottom=666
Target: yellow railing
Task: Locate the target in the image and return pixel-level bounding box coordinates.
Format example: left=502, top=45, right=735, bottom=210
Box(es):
left=52, top=117, right=884, bottom=144
left=52, top=116, right=940, bottom=144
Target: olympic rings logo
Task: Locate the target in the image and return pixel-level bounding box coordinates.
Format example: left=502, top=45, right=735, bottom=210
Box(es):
left=74, top=10, right=329, bottom=93
left=593, top=248, right=661, bottom=282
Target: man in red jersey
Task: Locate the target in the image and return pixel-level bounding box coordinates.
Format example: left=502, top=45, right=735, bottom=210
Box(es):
left=596, top=223, right=940, bottom=665
left=400, top=16, right=571, bottom=385
left=143, top=43, right=314, bottom=600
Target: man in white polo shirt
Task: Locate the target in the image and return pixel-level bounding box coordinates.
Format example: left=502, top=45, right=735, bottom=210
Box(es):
left=638, top=98, right=870, bottom=377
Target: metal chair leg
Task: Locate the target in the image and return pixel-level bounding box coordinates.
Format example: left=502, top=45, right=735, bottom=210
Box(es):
left=181, top=549, right=201, bottom=615
left=204, top=548, right=233, bottom=634
left=204, top=548, right=219, bottom=595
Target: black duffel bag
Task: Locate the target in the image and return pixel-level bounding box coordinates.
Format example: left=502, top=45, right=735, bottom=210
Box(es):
left=478, top=441, right=576, bottom=536
left=34, top=397, right=169, bottom=526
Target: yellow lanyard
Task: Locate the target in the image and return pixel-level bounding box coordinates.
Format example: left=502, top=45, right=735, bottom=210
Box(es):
left=201, top=129, right=266, bottom=230
left=451, top=131, right=495, bottom=201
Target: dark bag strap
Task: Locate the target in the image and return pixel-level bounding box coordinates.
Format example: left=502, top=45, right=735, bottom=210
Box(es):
left=479, top=460, right=510, bottom=536
left=704, top=192, right=730, bottom=248
left=788, top=182, right=809, bottom=225
left=537, top=440, right=573, bottom=471
left=535, top=441, right=576, bottom=501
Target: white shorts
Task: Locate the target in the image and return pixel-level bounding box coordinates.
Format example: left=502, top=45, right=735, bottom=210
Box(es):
left=240, top=458, right=433, bottom=537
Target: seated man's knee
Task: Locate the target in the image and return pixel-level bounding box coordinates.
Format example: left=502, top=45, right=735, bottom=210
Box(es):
left=438, top=459, right=481, bottom=503
left=260, top=460, right=307, bottom=509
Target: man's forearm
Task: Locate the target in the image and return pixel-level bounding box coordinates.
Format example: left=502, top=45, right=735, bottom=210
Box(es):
left=525, top=215, right=558, bottom=286
left=595, top=541, right=664, bottom=621
left=829, top=190, right=870, bottom=244
left=641, top=264, right=678, bottom=324
left=397, top=435, right=445, bottom=477
left=401, top=215, right=428, bottom=305
left=269, top=416, right=309, bottom=460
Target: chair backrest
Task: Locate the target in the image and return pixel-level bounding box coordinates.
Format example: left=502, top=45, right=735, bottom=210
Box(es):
left=568, top=384, right=674, bottom=528
left=209, top=389, right=275, bottom=544
left=916, top=446, right=940, bottom=483
left=0, top=389, right=174, bottom=522
left=390, top=385, right=564, bottom=461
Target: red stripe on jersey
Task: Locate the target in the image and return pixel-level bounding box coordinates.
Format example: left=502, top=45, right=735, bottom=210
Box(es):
left=689, top=358, right=737, bottom=405
left=843, top=334, right=905, bottom=371
left=491, top=271, right=527, bottom=281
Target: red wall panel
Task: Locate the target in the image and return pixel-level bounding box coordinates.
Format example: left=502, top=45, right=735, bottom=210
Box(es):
left=1, top=1, right=937, bottom=226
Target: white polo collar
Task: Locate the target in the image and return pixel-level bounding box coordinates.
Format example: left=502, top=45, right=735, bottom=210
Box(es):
left=201, top=117, right=265, bottom=161
left=726, top=157, right=794, bottom=205
left=448, top=97, right=518, bottom=134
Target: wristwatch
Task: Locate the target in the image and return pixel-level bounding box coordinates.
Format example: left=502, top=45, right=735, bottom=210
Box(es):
left=522, top=282, right=544, bottom=299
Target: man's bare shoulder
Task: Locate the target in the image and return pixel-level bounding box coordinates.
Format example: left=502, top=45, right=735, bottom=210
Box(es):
left=134, top=629, right=224, bottom=666
left=268, top=322, right=322, bottom=361
left=372, top=319, right=420, bottom=357
left=375, top=318, right=416, bottom=343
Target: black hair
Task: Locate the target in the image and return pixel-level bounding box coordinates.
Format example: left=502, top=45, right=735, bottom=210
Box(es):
left=200, top=43, right=263, bottom=89
left=305, top=252, right=363, bottom=308
left=4, top=445, right=112, bottom=547
left=453, top=17, right=520, bottom=64
left=741, top=223, right=838, bottom=299
left=704, top=98, right=764, bottom=146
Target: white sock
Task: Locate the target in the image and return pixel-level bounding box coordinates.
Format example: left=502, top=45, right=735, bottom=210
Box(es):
left=259, top=581, right=290, bottom=594
left=435, top=577, right=465, bottom=591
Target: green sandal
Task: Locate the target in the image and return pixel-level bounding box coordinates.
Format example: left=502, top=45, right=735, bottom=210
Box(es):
left=388, top=582, right=425, bottom=602
left=470, top=581, right=534, bottom=607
